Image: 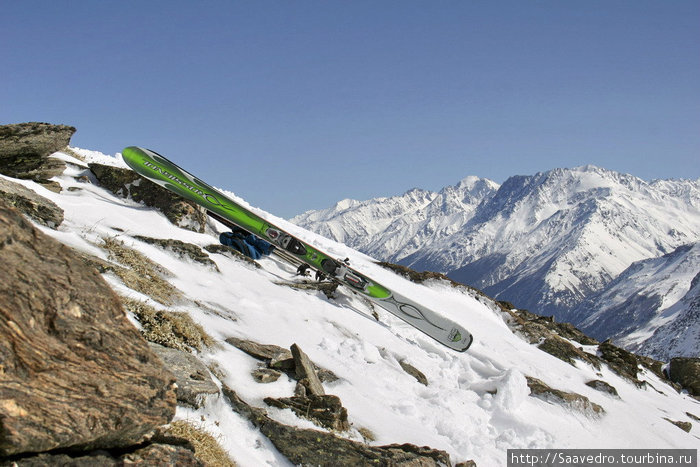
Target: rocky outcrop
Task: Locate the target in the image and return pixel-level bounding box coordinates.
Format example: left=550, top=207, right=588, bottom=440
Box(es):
left=1, top=443, right=204, bottom=466
left=0, top=177, right=63, bottom=228
left=134, top=235, right=219, bottom=270
left=89, top=163, right=207, bottom=232
left=526, top=377, right=605, bottom=416
left=668, top=357, right=700, bottom=397
left=0, top=123, right=73, bottom=185
left=221, top=384, right=452, bottom=466
left=148, top=343, right=219, bottom=409
left=0, top=200, right=177, bottom=457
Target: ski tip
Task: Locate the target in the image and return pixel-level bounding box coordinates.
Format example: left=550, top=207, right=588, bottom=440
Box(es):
left=461, top=333, right=475, bottom=352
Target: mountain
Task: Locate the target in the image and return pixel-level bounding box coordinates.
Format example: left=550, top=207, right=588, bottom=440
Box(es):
left=293, top=176, right=499, bottom=262
left=292, top=166, right=700, bottom=357
left=573, top=242, right=700, bottom=360
left=3, top=146, right=699, bottom=465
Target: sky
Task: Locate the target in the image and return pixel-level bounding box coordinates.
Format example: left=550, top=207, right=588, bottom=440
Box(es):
left=2, top=0, right=699, bottom=218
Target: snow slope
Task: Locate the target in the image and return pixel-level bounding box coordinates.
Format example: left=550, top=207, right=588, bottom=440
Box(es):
left=13, top=149, right=700, bottom=466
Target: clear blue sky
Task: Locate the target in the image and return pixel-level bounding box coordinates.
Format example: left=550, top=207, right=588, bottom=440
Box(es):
left=3, top=1, right=699, bottom=218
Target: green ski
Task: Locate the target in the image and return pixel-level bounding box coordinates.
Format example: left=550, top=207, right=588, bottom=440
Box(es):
left=122, top=146, right=473, bottom=351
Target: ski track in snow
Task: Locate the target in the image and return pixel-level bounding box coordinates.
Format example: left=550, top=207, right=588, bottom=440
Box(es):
left=13, top=148, right=700, bottom=466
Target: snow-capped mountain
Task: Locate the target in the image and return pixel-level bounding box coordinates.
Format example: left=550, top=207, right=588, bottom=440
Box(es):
left=4, top=148, right=699, bottom=466
left=293, top=176, right=499, bottom=262
left=293, top=166, right=700, bottom=354
left=574, top=242, right=700, bottom=359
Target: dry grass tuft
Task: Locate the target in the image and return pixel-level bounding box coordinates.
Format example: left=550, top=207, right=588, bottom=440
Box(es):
left=100, top=236, right=182, bottom=305
left=165, top=420, right=236, bottom=467
left=123, top=298, right=215, bottom=352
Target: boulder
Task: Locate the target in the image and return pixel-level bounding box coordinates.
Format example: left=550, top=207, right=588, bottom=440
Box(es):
left=0, top=177, right=63, bottom=228
left=148, top=343, right=219, bottom=409
left=585, top=380, right=620, bottom=398
left=0, top=122, right=72, bottom=180
left=0, top=200, right=177, bottom=456
left=668, top=357, right=700, bottom=397
left=88, top=163, right=206, bottom=233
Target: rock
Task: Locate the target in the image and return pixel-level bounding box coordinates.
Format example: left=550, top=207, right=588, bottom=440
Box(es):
left=399, top=360, right=429, bottom=386
left=291, top=343, right=325, bottom=396
left=226, top=336, right=293, bottom=363
left=135, top=236, right=218, bottom=270
left=455, top=461, right=478, bottom=467
left=1, top=443, right=204, bottom=466
left=265, top=394, right=351, bottom=431
left=0, top=200, right=176, bottom=456
left=148, top=343, right=219, bottom=409
left=668, top=357, right=700, bottom=397
left=598, top=341, right=642, bottom=383
left=222, top=384, right=451, bottom=466
left=119, top=442, right=205, bottom=466
left=526, top=376, right=605, bottom=416
left=585, top=380, right=620, bottom=398
left=0, top=122, right=73, bottom=181
left=253, top=367, right=283, bottom=383
left=664, top=418, right=693, bottom=433
left=0, top=177, right=63, bottom=228
left=88, top=163, right=206, bottom=233
left=225, top=337, right=338, bottom=381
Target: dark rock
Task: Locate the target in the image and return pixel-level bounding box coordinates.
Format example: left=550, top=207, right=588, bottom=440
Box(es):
left=88, top=163, right=206, bottom=233
left=664, top=418, right=693, bottom=433
left=222, top=384, right=451, bottom=466
left=252, top=367, right=283, bottom=383
left=1, top=443, right=204, bottom=467
left=0, top=122, right=73, bottom=181
left=526, top=376, right=605, bottom=416
left=291, top=343, right=325, bottom=396
left=225, top=336, right=293, bottom=363
left=455, top=461, right=478, bottom=467
left=585, top=380, right=620, bottom=398
left=0, top=200, right=176, bottom=456
left=399, top=360, right=429, bottom=386
left=0, top=177, right=63, bottom=228
left=148, top=343, right=219, bottom=409
left=225, top=337, right=338, bottom=381
left=598, top=341, right=641, bottom=383
left=668, top=357, right=700, bottom=396
left=134, top=236, right=218, bottom=270
left=537, top=336, right=600, bottom=370
left=264, top=394, right=351, bottom=432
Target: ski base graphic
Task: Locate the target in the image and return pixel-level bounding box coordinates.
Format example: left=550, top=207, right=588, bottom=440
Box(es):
left=121, top=146, right=473, bottom=351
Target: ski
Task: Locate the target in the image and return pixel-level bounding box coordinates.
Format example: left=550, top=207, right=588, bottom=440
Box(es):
left=121, top=146, right=474, bottom=351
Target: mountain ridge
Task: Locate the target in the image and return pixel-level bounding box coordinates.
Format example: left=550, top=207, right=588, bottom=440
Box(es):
left=292, top=165, right=700, bottom=358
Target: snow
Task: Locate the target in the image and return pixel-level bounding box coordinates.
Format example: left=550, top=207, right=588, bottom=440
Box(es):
left=19, top=150, right=700, bottom=466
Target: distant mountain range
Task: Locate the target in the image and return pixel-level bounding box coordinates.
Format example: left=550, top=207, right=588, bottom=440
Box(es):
left=292, top=166, right=700, bottom=359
